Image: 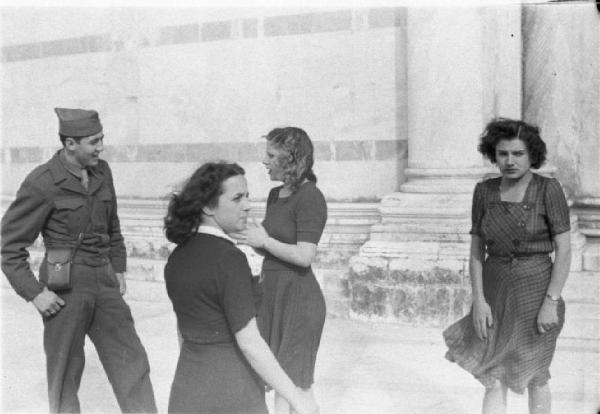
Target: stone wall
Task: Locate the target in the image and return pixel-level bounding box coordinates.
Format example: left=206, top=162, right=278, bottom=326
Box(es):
left=1, top=5, right=598, bottom=326
left=1, top=7, right=409, bottom=201
left=522, top=2, right=600, bottom=269
left=0, top=195, right=379, bottom=318
left=347, top=4, right=599, bottom=326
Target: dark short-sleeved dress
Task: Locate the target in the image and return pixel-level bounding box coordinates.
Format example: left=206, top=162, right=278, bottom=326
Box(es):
left=165, top=233, right=267, bottom=414
left=443, top=173, right=571, bottom=393
left=258, top=181, right=328, bottom=389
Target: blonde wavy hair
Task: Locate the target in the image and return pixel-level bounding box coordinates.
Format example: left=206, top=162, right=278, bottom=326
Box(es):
left=265, top=127, right=317, bottom=192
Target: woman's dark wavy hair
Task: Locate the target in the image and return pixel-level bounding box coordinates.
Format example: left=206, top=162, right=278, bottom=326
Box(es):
left=164, top=162, right=245, bottom=245
left=265, top=126, right=317, bottom=192
left=478, top=118, right=547, bottom=169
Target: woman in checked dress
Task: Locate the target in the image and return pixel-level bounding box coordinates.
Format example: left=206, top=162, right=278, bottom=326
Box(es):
left=443, top=119, right=571, bottom=414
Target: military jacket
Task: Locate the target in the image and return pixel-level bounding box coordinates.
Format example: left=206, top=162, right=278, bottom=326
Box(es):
left=1, top=150, right=126, bottom=301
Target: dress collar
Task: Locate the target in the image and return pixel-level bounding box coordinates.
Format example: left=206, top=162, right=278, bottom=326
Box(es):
left=196, top=225, right=236, bottom=244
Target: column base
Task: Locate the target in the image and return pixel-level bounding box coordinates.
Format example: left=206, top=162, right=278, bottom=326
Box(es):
left=398, top=167, right=493, bottom=193
left=349, top=241, right=471, bottom=326
left=569, top=213, right=586, bottom=272
left=349, top=189, right=473, bottom=327
left=349, top=172, right=589, bottom=326
left=573, top=197, right=600, bottom=271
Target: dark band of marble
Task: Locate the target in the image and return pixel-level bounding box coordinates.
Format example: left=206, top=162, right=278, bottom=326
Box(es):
left=3, top=8, right=405, bottom=63
left=1, top=139, right=407, bottom=164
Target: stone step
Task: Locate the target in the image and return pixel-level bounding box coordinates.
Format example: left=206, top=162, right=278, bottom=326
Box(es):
left=563, top=271, right=600, bottom=304
left=125, top=279, right=169, bottom=303
left=127, top=257, right=165, bottom=282
left=315, top=268, right=349, bottom=295
left=583, top=243, right=600, bottom=271
left=325, top=297, right=351, bottom=319
left=562, top=301, right=600, bottom=340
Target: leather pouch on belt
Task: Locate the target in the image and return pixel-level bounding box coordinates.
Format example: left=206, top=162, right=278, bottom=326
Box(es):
left=45, top=248, right=72, bottom=291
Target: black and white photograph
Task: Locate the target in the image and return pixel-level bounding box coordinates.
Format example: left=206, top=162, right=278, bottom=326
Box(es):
left=1, top=0, right=599, bottom=413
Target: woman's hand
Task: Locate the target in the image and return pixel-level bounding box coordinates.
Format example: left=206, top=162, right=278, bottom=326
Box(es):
left=246, top=224, right=270, bottom=249
left=115, top=272, right=127, bottom=296
left=472, top=299, right=493, bottom=341
left=537, top=298, right=559, bottom=334
left=228, top=230, right=248, bottom=244
left=290, top=388, right=319, bottom=414
left=228, top=218, right=260, bottom=244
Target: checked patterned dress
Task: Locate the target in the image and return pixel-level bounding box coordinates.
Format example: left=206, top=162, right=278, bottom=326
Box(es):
left=443, top=173, right=571, bottom=393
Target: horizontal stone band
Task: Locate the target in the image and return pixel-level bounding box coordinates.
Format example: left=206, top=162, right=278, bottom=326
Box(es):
left=3, top=8, right=405, bottom=63
left=0, top=139, right=407, bottom=164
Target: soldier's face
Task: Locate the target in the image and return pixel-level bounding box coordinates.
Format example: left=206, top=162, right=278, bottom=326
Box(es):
left=66, top=132, right=104, bottom=168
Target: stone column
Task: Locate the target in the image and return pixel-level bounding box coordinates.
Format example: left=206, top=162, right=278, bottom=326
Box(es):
left=522, top=3, right=598, bottom=271
left=349, top=7, right=522, bottom=326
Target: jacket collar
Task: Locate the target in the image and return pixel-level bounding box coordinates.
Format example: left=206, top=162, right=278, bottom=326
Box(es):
left=47, top=150, right=105, bottom=195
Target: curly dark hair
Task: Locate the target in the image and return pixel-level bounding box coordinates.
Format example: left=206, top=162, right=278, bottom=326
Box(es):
left=265, top=126, right=317, bottom=192
left=164, top=162, right=245, bottom=245
left=478, top=118, right=547, bottom=169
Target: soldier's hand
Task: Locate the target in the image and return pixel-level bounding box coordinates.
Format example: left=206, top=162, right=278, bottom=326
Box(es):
left=32, top=287, right=65, bottom=317
left=115, top=272, right=127, bottom=296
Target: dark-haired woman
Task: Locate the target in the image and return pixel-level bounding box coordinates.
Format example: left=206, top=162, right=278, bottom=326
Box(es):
left=239, top=127, right=327, bottom=414
left=443, top=119, right=571, bottom=414
left=163, top=162, right=318, bottom=414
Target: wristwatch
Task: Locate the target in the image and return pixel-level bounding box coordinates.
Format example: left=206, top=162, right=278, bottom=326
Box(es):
left=545, top=293, right=561, bottom=301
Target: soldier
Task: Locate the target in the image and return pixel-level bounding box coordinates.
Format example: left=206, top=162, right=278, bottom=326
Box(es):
left=1, top=108, right=157, bottom=413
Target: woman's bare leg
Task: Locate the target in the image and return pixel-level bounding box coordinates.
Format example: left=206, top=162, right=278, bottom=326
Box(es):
left=482, top=381, right=508, bottom=414
left=528, top=383, right=551, bottom=414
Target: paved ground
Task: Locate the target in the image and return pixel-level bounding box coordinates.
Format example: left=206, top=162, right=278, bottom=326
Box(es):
left=1, top=285, right=599, bottom=414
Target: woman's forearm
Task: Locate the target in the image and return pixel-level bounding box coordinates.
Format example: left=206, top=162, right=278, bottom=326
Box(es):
left=263, top=238, right=316, bottom=268
left=469, top=235, right=486, bottom=303
left=236, top=318, right=298, bottom=403
left=470, top=262, right=485, bottom=303
left=546, top=232, right=571, bottom=298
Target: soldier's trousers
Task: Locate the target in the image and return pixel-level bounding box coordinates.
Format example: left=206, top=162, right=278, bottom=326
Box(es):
left=42, top=262, right=157, bottom=413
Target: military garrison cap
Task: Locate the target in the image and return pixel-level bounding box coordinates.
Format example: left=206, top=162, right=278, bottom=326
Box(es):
left=54, top=107, right=103, bottom=137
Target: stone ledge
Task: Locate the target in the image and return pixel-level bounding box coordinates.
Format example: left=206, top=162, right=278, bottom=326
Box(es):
left=348, top=282, right=471, bottom=327
left=0, top=140, right=407, bottom=165
left=562, top=271, right=600, bottom=304
left=582, top=244, right=600, bottom=272
left=349, top=255, right=471, bottom=326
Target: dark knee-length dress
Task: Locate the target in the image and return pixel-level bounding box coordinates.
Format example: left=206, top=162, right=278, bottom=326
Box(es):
left=165, top=231, right=267, bottom=414
left=258, top=181, right=328, bottom=389
left=443, top=173, right=571, bottom=394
